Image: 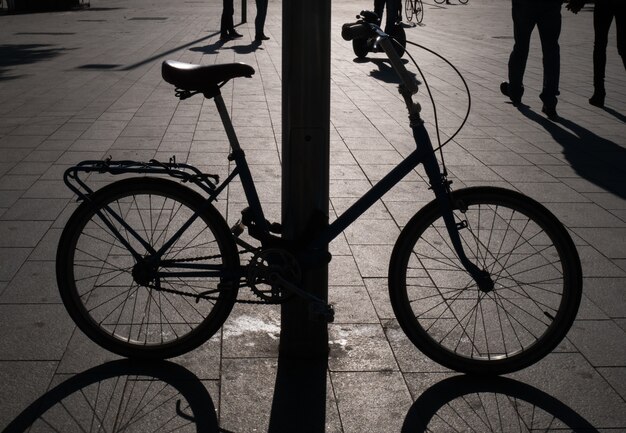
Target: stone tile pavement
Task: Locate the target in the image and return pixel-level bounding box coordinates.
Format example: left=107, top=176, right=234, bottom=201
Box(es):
left=0, top=0, right=625, bottom=431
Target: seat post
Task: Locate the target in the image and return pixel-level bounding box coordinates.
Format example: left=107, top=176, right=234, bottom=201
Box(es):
left=213, top=93, right=243, bottom=152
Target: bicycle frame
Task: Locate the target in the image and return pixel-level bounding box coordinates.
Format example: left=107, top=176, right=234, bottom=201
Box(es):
left=63, top=27, right=487, bottom=287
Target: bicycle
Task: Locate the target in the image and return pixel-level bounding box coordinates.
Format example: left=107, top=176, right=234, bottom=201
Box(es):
left=435, top=0, right=469, bottom=5
left=405, top=0, right=424, bottom=24
left=56, top=19, right=582, bottom=375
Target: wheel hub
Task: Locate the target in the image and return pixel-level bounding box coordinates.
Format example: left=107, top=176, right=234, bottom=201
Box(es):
left=132, top=259, right=158, bottom=287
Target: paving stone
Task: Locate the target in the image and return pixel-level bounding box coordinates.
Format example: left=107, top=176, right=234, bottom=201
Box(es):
left=583, top=278, right=626, bottom=318
left=0, top=220, right=51, bottom=247
left=329, top=255, right=363, bottom=286
left=328, top=285, right=379, bottom=324
left=511, top=353, right=626, bottom=429
left=383, top=319, right=453, bottom=374
left=598, top=367, right=626, bottom=401
left=0, top=361, right=57, bottom=429
left=568, top=320, right=626, bottom=367
left=574, top=228, right=626, bottom=259
left=0, top=260, right=59, bottom=304
left=344, top=217, right=400, bottom=245
left=0, top=198, right=67, bottom=221
left=577, top=245, right=626, bottom=278
left=329, top=323, right=398, bottom=372
left=351, top=244, right=393, bottom=278
left=0, top=304, right=74, bottom=360
left=220, top=358, right=277, bottom=432
left=363, top=278, right=395, bottom=320
left=222, top=303, right=281, bottom=359
left=331, top=371, right=412, bottom=433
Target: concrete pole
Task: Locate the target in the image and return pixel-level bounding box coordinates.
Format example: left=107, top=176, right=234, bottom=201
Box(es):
left=280, top=0, right=331, bottom=358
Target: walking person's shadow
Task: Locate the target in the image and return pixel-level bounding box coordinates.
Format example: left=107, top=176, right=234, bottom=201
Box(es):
left=518, top=106, right=626, bottom=200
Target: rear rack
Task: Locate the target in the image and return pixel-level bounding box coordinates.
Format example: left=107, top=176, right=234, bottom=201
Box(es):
left=64, top=156, right=221, bottom=202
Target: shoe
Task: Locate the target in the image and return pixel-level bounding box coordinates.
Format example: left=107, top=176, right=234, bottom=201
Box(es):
left=589, top=92, right=605, bottom=108
left=255, top=33, right=270, bottom=41
left=500, top=81, right=522, bottom=106
left=228, top=30, right=243, bottom=38
left=220, top=33, right=231, bottom=41
left=541, top=104, right=558, bottom=120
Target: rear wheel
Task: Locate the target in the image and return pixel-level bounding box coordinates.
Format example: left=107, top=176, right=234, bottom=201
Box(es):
left=57, top=178, right=239, bottom=359
left=389, top=24, right=407, bottom=58
left=353, top=37, right=369, bottom=58
left=415, top=0, right=424, bottom=24
left=405, top=0, right=415, bottom=22
left=389, top=187, right=582, bottom=374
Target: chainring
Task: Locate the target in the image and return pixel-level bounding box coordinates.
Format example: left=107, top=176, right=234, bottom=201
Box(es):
left=246, top=248, right=301, bottom=303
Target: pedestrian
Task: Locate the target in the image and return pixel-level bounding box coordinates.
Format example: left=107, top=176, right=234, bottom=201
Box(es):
left=220, top=0, right=242, bottom=40
left=500, top=0, right=563, bottom=120
left=567, top=0, right=625, bottom=108
left=255, top=0, right=270, bottom=42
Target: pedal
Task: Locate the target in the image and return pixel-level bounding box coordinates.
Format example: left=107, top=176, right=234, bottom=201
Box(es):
left=308, top=302, right=335, bottom=323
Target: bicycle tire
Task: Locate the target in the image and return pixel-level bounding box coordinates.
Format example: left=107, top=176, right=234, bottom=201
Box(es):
left=57, top=177, right=239, bottom=359
left=434, top=0, right=445, bottom=4
left=388, top=187, right=582, bottom=374
left=459, top=0, right=468, bottom=4
left=405, top=0, right=415, bottom=22
left=415, top=0, right=424, bottom=24
left=352, top=37, right=369, bottom=59
left=390, top=24, right=407, bottom=58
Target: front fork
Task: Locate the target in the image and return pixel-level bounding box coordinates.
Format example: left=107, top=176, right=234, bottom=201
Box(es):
left=402, top=88, right=494, bottom=292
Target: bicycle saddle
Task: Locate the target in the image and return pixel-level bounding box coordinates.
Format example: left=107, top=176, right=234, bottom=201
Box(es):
left=162, top=60, right=255, bottom=98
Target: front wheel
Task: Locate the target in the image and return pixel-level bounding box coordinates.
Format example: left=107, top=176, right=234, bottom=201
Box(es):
left=405, top=0, right=415, bottom=22
left=388, top=187, right=582, bottom=374
left=57, top=178, right=239, bottom=359
left=434, top=0, right=445, bottom=4
left=415, top=0, right=424, bottom=24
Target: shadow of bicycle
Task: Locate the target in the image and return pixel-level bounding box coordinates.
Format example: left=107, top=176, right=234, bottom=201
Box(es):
left=3, top=360, right=224, bottom=433
left=403, top=375, right=598, bottom=432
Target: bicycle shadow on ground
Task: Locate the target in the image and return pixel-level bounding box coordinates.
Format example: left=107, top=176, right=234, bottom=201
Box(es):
left=2, top=360, right=223, bottom=433
left=402, top=375, right=598, bottom=432
left=356, top=57, right=421, bottom=86
left=518, top=106, right=626, bottom=200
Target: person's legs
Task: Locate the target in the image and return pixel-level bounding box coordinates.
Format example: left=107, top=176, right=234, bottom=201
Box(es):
left=384, top=0, right=400, bottom=32
left=255, top=0, right=268, bottom=39
left=507, top=0, right=535, bottom=101
left=221, top=0, right=235, bottom=37
left=374, top=0, right=386, bottom=25
left=537, top=1, right=561, bottom=110
left=612, top=0, right=626, bottom=70
left=592, top=0, right=613, bottom=98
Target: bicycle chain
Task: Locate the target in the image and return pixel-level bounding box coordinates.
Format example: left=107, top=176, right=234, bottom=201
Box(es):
left=152, top=250, right=283, bottom=304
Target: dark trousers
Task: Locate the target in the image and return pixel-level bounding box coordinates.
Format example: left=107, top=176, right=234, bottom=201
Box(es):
left=374, top=0, right=400, bottom=32
left=593, top=0, right=626, bottom=91
left=255, top=0, right=268, bottom=37
left=221, top=0, right=234, bottom=35
left=508, top=0, right=562, bottom=106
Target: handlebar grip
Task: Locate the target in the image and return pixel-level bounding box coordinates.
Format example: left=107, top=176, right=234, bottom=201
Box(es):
left=341, top=22, right=372, bottom=41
